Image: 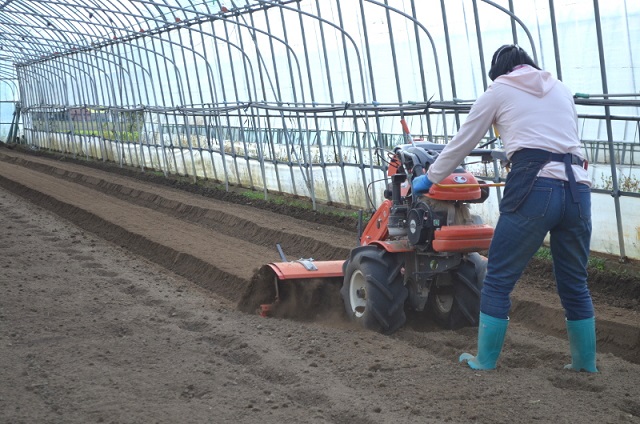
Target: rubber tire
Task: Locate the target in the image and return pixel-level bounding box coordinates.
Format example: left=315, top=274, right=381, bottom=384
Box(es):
left=428, top=253, right=485, bottom=330
left=340, top=245, right=408, bottom=334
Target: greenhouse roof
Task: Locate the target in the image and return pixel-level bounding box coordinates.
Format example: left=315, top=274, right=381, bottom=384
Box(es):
left=0, top=0, right=276, bottom=76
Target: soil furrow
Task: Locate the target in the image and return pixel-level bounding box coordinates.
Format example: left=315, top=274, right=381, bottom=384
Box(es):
left=0, top=151, right=354, bottom=261
left=2, top=145, right=640, bottom=424
left=0, top=165, right=266, bottom=303
left=1, top=146, right=639, bottom=366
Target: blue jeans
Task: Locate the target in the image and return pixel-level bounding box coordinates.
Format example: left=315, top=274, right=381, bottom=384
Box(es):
left=481, top=177, right=594, bottom=321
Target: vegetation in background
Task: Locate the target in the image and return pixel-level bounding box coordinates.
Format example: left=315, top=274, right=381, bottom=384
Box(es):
left=239, top=188, right=364, bottom=220
left=534, top=246, right=608, bottom=271
left=599, top=173, right=640, bottom=192
left=31, top=109, right=145, bottom=142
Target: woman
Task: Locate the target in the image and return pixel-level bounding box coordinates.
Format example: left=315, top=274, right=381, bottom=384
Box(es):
left=413, top=44, right=597, bottom=372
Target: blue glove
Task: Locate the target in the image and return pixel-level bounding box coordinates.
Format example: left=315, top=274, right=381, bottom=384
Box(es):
left=413, top=174, right=433, bottom=195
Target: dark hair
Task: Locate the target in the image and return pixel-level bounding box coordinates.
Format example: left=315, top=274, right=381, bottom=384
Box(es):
left=488, top=44, right=540, bottom=81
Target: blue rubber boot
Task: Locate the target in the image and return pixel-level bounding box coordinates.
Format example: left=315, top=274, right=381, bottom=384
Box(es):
left=459, top=312, right=509, bottom=370
left=564, top=317, right=598, bottom=372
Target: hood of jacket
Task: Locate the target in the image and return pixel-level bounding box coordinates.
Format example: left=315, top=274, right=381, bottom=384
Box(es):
left=494, top=64, right=557, bottom=97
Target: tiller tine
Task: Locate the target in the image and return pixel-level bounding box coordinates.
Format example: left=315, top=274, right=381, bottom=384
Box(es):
left=238, top=254, right=345, bottom=320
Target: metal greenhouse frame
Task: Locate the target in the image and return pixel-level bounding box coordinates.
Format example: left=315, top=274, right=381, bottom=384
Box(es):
left=0, top=0, right=639, bottom=259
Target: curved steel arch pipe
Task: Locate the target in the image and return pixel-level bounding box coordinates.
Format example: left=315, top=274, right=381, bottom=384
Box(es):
left=253, top=0, right=374, bottom=207
left=133, top=0, right=307, bottom=105
left=479, top=0, right=538, bottom=63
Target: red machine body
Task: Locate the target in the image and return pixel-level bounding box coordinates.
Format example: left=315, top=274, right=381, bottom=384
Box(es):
left=255, top=132, right=503, bottom=333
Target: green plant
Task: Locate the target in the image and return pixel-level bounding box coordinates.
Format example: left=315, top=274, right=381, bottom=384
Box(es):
left=534, top=246, right=552, bottom=261
left=240, top=190, right=266, bottom=201
left=238, top=189, right=366, bottom=221
left=342, top=210, right=363, bottom=220
left=535, top=246, right=608, bottom=272
left=588, top=256, right=607, bottom=271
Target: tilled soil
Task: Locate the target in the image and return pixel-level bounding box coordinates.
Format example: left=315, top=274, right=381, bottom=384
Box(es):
left=1, top=146, right=639, bottom=424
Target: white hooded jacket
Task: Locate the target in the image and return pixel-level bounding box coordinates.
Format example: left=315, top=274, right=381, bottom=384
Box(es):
left=427, top=65, right=589, bottom=186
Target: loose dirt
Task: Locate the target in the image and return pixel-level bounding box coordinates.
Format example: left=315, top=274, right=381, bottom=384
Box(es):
left=1, top=146, right=639, bottom=424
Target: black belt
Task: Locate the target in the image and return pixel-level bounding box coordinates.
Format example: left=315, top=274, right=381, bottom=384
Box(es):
left=549, top=153, right=587, bottom=203
left=566, top=154, right=588, bottom=169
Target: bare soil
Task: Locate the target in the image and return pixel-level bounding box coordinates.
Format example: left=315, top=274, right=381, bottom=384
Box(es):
left=1, top=145, right=639, bottom=424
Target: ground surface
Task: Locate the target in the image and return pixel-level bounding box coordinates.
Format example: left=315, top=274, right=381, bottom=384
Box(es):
left=1, top=146, right=639, bottom=424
